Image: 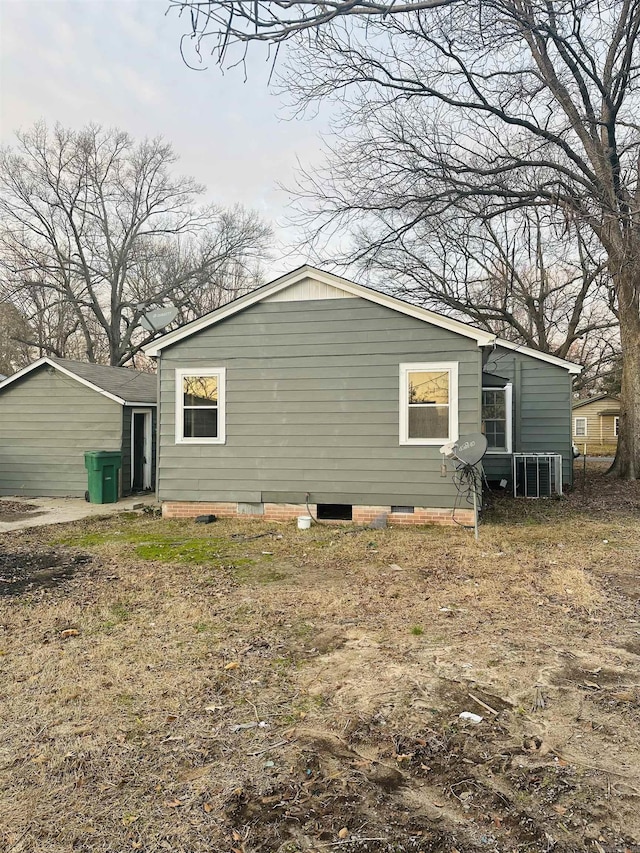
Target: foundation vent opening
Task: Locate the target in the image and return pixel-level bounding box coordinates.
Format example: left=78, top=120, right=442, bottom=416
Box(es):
left=316, top=504, right=353, bottom=521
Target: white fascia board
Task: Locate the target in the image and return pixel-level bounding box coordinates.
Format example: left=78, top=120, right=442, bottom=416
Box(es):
left=143, top=265, right=496, bottom=356
left=495, top=338, right=583, bottom=374
left=0, top=357, right=126, bottom=405
left=0, top=357, right=49, bottom=391
left=123, top=401, right=157, bottom=407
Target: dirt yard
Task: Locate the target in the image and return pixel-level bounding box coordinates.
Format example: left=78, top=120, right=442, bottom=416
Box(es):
left=1, top=463, right=639, bottom=853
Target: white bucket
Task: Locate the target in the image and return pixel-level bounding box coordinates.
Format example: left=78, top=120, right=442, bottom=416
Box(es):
left=297, top=515, right=312, bottom=530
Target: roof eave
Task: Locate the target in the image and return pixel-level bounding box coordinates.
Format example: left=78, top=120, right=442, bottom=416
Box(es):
left=0, top=356, right=127, bottom=405
left=495, top=338, right=583, bottom=374
left=572, top=394, right=619, bottom=409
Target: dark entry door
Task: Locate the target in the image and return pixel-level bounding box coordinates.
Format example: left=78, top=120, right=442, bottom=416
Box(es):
left=132, top=412, right=147, bottom=491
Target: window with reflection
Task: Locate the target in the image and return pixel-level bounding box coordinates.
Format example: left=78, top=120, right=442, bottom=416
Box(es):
left=175, top=369, right=225, bottom=443
left=400, top=363, right=458, bottom=444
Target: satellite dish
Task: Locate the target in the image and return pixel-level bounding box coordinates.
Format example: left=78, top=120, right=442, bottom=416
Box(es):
left=441, top=433, right=488, bottom=465
left=451, top=433, right=488, bottom=466
left=440, top=433, right=488, bottom=541
left=140, top=304, right=179, bottom=332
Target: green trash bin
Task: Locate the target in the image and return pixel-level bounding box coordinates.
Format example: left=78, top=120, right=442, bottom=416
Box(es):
left=84, top=450, right=122, bottom=504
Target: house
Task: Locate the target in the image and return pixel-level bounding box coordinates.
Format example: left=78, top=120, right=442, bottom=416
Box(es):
left=144, top=266, right=581, bottom=525
left=572, top=394, right=620, bottom=454
left=0, top=357, right=157, bottom=498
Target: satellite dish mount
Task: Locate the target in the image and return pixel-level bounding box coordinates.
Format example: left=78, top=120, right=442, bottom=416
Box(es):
left=440, top=433, right=488, bottom=540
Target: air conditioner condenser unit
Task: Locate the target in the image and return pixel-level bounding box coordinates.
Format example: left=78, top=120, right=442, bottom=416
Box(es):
left=513, top=453, right=563, bottom=498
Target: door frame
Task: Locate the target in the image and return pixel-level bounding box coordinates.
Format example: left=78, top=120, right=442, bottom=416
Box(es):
left=131, top=408, right=153, bottom=491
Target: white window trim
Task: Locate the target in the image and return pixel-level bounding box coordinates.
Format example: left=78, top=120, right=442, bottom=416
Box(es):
left=614, top=416, right=620, bottom=437
left=399, top=362, right=459, bottom=446
left=574, top=416, right=587, bottom=438
left=483, top=383, right=513, bottom=454
left=175, top=368, right=226, bottom=445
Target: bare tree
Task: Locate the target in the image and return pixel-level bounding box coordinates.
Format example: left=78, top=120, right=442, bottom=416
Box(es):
left=0, top=303, right=33, bottom=376
left=0, top=122, right=271, bottom=367
left=169, top=0, right=639, bottom=477
left=340, top=200, right=618, bottom=388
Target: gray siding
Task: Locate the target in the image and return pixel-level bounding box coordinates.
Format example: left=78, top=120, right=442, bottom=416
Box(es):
left=482, top=347, right=574, bottom=488
left=0, top=367, right=123, bottom=497
left=158, top=298, right=483, bottom=508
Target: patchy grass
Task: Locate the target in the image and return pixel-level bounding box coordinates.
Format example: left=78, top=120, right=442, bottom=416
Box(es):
left=1, top=462, right=639, bottom=852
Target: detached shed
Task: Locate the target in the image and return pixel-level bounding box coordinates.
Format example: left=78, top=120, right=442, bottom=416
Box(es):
left=0, top=357, right=156, bottom=498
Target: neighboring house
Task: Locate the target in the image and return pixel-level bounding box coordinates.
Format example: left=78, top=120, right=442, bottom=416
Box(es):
left=0, top=357, right=157, bottom=498
left=144, top=266, right=581, bottom=525
left=572, top=394, right=620, bottom=454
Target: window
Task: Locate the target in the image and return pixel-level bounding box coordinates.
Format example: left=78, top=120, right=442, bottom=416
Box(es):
left=482, top=384, right=512, bottom=453
left=175, top=368, right=225, bottom=444
left=614, top=416, right=620, bottom=437
left=574, top=416, right=587, bottom=437
left=399, top=362, right=458, bottom=445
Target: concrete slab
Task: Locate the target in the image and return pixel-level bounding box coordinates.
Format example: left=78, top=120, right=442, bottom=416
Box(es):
left=0, top=495, right=158, bottom=532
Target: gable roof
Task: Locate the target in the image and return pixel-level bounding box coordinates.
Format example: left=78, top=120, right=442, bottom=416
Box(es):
left=0, top=357, right=157, bottom=406
left=144, top=265, right=495, bottom=355
left=573, top=393, right=620, bottom=410
left=143, top=265, right=582, bottom=374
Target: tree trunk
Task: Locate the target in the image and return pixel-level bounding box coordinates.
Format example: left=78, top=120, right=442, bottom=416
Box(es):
left=608, top=272, right=640, bottom=478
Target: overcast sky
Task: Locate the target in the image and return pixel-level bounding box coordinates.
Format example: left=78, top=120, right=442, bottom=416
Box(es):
left=0, top=0, right=332, bottom=274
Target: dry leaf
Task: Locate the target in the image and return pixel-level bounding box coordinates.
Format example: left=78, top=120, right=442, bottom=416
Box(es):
left=553, top=805, right=567, bottom=815
left=164, top=799, right=183, bottom=808
left=612, top=691, right=635, bottom=702
left=225, top=661, right=239, bottom=670
left=60, top=629, right=79, bottom=639
left=203, top=802, right=213, bottom=813
left=338, top=828, right=349, bottom=839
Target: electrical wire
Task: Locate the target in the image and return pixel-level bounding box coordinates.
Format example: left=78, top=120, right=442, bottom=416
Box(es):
left=450, top=460, right=483, bottom=531
left=305, top=492, right=320, bottom=525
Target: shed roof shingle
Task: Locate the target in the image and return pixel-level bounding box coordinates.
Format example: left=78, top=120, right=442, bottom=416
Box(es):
left=47, top=358, right=157, bottom=404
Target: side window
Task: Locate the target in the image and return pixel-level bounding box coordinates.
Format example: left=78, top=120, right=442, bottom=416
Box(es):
left=175, top=369, right=226, bottom=444
left=614, top=416, right=620, bottom=437
left=399, top=363, right=458, bottom=445
left=574, top=417, right=587, bottom=437
left=482, top=384, right=512, bottom=452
